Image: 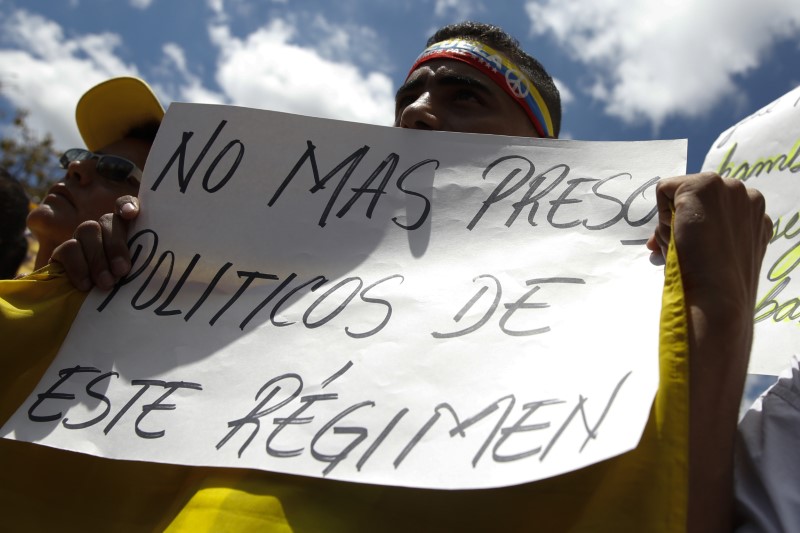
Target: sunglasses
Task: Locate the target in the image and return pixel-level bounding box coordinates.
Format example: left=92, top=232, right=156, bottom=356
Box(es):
left=59, top=148, right=143, bottom=187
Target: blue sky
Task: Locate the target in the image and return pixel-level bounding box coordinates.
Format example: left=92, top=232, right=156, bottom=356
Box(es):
left=0, top=0, right=798, bottom=174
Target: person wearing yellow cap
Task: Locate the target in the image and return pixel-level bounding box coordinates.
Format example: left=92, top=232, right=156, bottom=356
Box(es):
left=0, top=77, right=167, bottom=530
left=25, top=76, right=163, bottom=274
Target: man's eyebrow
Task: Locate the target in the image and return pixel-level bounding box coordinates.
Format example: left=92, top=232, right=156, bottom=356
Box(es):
left=395, top=77, right=423, bottom=101
left=395, top=71, right=493, bottom=102
left=436, top=73, right=491, bottom=93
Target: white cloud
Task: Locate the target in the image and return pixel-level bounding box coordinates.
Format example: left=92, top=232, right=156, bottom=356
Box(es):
left=207, top=0, right=225, bottom=17
left=526, top=0, right=800, bottom=127
left=553, top=77, right=573, bottom=105
left=207, top=0, right=286, bottom=24
left=130, top=0, right=154, bottom=9
left=0, top=10, right=141, bottom=149
left=0, top=8, right=395, bottom=154
left=434, top=0, right=484, bottom=20
left=302, top=14, right=390, bottom=72
left=157, top=42, right=226, bottom=105
left=162, top=42, right=188, bottom=73
left=208, top=18, right=395, bottom=126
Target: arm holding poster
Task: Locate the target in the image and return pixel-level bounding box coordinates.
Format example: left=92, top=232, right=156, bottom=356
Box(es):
left=647, top=172, right=771, bottom=532
left=700, top=83, right=800, bottom=531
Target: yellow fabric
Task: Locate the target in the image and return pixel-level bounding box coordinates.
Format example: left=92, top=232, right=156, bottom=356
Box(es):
left=0, top=240, right=689, bottom=532
left=0, top=265, right=86, bottom=424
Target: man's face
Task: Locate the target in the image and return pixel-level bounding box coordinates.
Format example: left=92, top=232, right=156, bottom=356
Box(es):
left=394, top=58, right=538, bottom=137
left=27, top=136, right=150, bottom=246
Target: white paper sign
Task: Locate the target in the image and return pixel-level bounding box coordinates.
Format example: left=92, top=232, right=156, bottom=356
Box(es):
left=702, top=86, right=800, bottom=375
left=2, top=104, right=686, bottom=489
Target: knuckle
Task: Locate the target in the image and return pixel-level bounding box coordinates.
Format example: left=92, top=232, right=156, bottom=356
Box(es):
left=697, top=171, right=721, bottom=182
left=726, top=177, right=746, bottom=192
left=703, top=172, right=726, bottom=189
left=59, top=238, right=79, bottom=251
left=50, top=240, right=75, bottom=262
left=747, top=186, right=765, bottom=201
left=654, top=178, right=668, bottom=195
left=764, top=214, right=774, bottom=235
left=750, top=191, right=766, bottom=213
left=116, top=195, right=133, bottom=206
left=73, top=220, right=101, bottom=238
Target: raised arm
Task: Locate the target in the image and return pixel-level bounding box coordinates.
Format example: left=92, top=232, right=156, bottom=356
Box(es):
left=647, top=172, right=772, bottom=533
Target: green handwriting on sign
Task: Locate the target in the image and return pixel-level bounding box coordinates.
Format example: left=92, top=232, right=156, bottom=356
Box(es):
left=755, top=212, right=800, bottom=323
left=717, top=138, right=800, bottom=181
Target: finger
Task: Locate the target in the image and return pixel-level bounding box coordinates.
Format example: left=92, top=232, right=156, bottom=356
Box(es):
left=650, top=176, right=687, bottom=260
left=658, top=171, right=726, bottom=208
left=762, top=213, right=774, bottom=248
left=657, top=223, right=670, bottom=258
left=653, top=174, right=685, bottom=215
left=744, top=187, right=769, bottom=230
left=656, top=172, right=726, bottom=249
left=50, top=240, right=92, bottom=292
left=115, top=195, right=140, bottom=220
left=73, top=221, right=116, bottom=290
left=646, top=233, right=660, bottom=253
left=653, top=175, right=681, bottom=229
left=97, top=212, right=133, bottom=277
left=745, top=186, right=766, bottom=211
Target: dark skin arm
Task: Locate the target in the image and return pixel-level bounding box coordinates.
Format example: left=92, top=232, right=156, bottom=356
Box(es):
left=647, top=172, right=772, bottom=533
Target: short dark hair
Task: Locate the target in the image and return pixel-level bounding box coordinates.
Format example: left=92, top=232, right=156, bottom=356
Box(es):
left=427, top=21, right=562, bottom=137
left=0, top=168, right=29, bottom=278
left=125, top=120, right=161, bottom=144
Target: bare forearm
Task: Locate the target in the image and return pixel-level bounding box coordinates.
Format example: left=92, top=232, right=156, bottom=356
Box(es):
left=686, top=304, right=751, bottom=533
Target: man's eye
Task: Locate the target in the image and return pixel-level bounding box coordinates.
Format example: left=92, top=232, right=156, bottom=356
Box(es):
left=454, top=89, right=480, bottom=102
left=396, top=94, right=416, bottom=110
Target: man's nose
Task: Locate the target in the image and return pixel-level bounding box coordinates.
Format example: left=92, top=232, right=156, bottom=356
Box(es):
left=65, top=159, right=96, bottom=186
left=397, top=93, right=443, bottom=131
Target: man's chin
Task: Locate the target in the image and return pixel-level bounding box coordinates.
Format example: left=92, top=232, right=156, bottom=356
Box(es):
left=27, top=207, right=75, bottom=246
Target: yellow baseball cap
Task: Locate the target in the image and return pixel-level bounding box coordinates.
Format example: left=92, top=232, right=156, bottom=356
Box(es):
left=76, top=76, right=164, bottom=152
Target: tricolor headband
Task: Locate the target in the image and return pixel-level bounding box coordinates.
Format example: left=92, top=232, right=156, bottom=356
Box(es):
left=407, top=39, right=554, bottom=138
